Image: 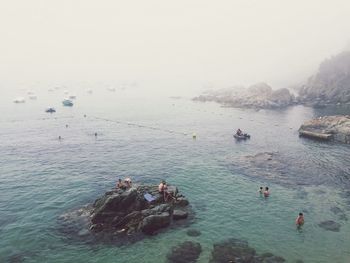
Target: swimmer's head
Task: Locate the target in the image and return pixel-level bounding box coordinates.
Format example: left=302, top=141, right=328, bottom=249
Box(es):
left=299, top=212, right=303, bottom=216
left=265, top=187, right=269, bottom=191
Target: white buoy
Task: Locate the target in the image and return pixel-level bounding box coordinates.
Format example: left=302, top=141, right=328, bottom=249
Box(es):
left=192, top=133, right=197, bottom=139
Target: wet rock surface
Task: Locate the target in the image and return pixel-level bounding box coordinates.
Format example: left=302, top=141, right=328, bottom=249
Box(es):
left=58, top=184, right=192, bottom=244
left=318, top=220, right=341, bottom=232
left=166, top=241, right=202, bottom=263
left=299, top=115, right=350, bottom=144
left=209, top=238, right=285, bottom=263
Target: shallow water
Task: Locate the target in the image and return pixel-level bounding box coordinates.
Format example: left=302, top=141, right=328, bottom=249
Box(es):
left=0, top=88, right=350, bottom=263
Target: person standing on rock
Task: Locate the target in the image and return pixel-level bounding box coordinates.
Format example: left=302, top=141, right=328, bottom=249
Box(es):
left=159, top=180, right=170, bottom=201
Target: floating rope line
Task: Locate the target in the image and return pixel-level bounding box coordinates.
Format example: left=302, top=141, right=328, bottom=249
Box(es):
left=88, top=115, right=190, bottom=137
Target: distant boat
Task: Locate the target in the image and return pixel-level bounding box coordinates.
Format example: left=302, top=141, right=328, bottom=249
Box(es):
left=86, top=89, right=93, bottom=94
left=63, top=90, right=69, bottom=95
left=29, top=95, right=37, bottom=100
left=45, top=107, right=56, bottom=113
left=13, top=97, right=25, bottom=103
left=69, top=95, right=77, bottom=100
left=107, top=87, right=116, bottom=92
left=233, top=133, right=251, bottom=140
left=62, top=99, right=73, bottom=106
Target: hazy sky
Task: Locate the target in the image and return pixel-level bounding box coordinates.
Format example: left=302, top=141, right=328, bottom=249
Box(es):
left=1, top=0, right=350, bottom=93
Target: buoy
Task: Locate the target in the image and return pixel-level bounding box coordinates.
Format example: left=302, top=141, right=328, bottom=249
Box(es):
left=192, top=133, right=197, bottom=139
left=84, top=114, right=87, bottom=118
left=58, top=136, right=62, bottom=140
left=66, top=124, right=68, bottom=128
left=95, top=132, right=97, bottom=137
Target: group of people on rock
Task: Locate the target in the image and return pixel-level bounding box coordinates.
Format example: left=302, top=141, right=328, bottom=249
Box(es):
left=116, top=177, right=132, bottom=190
left=258, top=186, right=305, bottom=228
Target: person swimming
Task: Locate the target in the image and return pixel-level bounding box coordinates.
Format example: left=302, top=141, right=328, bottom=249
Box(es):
left=258, top=186, right=263, bottom=194
left=263, top=186, right=270, bottom=197
left=295, top=212, right=304, bottom=226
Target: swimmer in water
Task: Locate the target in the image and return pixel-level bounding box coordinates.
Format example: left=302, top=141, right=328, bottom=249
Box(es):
left=258, top=186, right=263, bottom=194
left=263, top=186, right=270, bottom=197
left=295, top=212, right=304, bottom=227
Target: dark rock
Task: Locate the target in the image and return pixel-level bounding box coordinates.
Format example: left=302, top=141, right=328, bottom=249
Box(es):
left=166, top=241, right=202, bottom=263
left=209, top=238, right=285, bottom=263
left=141, top=212, right=171, bottom=234
left=173, top=210, right=188, bottom=220
left=59, top=184, right=191, bottom=243
left=318, top=220, right=341, bottom=232
left=186, top=229, right=201, bottom=237
left=175, top=197, right=189, bottom=207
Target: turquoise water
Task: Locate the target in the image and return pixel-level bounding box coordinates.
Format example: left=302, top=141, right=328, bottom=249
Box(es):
left=0, top=88, right=350, bottom=263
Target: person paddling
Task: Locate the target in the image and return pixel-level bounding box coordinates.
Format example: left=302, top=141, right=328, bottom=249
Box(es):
left=296, top=212, right=304, bottom=227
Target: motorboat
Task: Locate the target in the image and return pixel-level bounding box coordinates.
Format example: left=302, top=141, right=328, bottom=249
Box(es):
left=62, top=99, right=73, bottom=106
left=233, top=133, right=251, bottom=140
left=46, top=107, right=56, bottom=113
left=13, top=97, right=25, bottom=103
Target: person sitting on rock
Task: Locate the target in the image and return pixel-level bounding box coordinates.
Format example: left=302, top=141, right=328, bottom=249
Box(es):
left=124, top=178, right=132, bottom=188
left=263, top=186, right=270, bottom=197
left=116, top=179, right=126, bottom=190
left=236, top=128, right=243, bottom=136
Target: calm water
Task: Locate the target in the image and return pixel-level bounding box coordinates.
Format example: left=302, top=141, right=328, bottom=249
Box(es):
left=0, top=88, right=350, bottom=263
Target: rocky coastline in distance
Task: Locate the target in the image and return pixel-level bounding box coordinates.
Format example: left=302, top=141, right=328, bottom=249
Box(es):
left=193, top=50, right=350, bottom=110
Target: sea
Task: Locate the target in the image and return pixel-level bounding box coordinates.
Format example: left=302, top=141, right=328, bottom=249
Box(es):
left=0, top=87, right=349, bottom=263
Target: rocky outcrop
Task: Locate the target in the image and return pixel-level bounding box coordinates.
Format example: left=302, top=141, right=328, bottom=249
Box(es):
left=58, top=184, right=191, bottom=243
left=299, top=115, right=350, bottom=143
left=209, top=238, right=285, bottom=263
left=298, top=51, right=350, bottom=106
left=193, top=83, right=295, bottom=109
left=166, top=241, right=202, bottom=263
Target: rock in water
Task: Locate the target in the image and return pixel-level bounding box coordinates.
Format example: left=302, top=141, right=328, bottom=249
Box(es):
left=209, top=238, right=285, bottom=263
left=166, top=241, right=202, bottom=263
left=318, top=220, right=341, bottom=232
left=186, top=229, right=201, bottom=237
left=59, top=184, right=191, bottom=243
left=299, top=115, right=350, bottom=143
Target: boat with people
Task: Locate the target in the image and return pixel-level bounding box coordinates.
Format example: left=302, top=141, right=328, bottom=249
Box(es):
left=13, top=97, right=25, bottom=103
left=233, top=128, right=250, bottom=140
left=62, top=99, right=73, bottom=106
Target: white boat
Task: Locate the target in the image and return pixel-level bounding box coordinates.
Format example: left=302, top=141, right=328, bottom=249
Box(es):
left=13, top=97, right=25, bottom=103
left=107, top=87, right=116, bottom=92
left=63, top=90, right=69, bottom=95
left=69, top=95, right=77, bottom=100
left=62, top=98, right=73, bottom=106
left=29, top=95, right=37, bottom=100
left=86, top=89, right=93, bottom=94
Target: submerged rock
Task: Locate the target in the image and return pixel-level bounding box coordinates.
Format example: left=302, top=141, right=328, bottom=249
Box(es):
left=209, top=238, right=285, bottom=263
left=318, top=220, right=341, bottom=232
left=166, top=241, right=202, bottom=263
left=58, top=184, right=191, bottom=243
left=186, top=229, right=201, bottom=237
left=299, top=115, right=350, bottom=144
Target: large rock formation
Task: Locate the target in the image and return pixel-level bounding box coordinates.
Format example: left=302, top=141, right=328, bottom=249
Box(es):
left=193, top=83, right=295, bottom=109
left=58, top=184, right=191, bottom=243
left=299, top=115, right=350, bottom=143
left=298, top=51, right=350, bottom=106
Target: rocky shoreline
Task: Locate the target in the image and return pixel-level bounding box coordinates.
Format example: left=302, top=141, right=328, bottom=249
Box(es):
left=299, top=115, right=350, bottom=144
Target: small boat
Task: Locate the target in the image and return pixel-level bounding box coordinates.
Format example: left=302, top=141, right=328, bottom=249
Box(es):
left=107, top=87, right=116, bottom=92
left=13, top=97, right=25, bottom=103
left=86, top=89, right=93, bottom=94
left=46, top=107, right=56, bottom=113
left=62, top=99, right=73, bottom=106
left=69, top=95, right=77, bottom=100
left=233, top=133, right=251, bottom=140
left=29, top=95, right=37, bottom=100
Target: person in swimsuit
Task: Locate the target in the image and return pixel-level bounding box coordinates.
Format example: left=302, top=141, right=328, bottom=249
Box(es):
left=159, top=180, right=171, bottom=201
left=263, top=186, right=270, bottom=197
left=258, top=186, right=263, bottom=194
left=295, top=212, right=304, bottom=227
